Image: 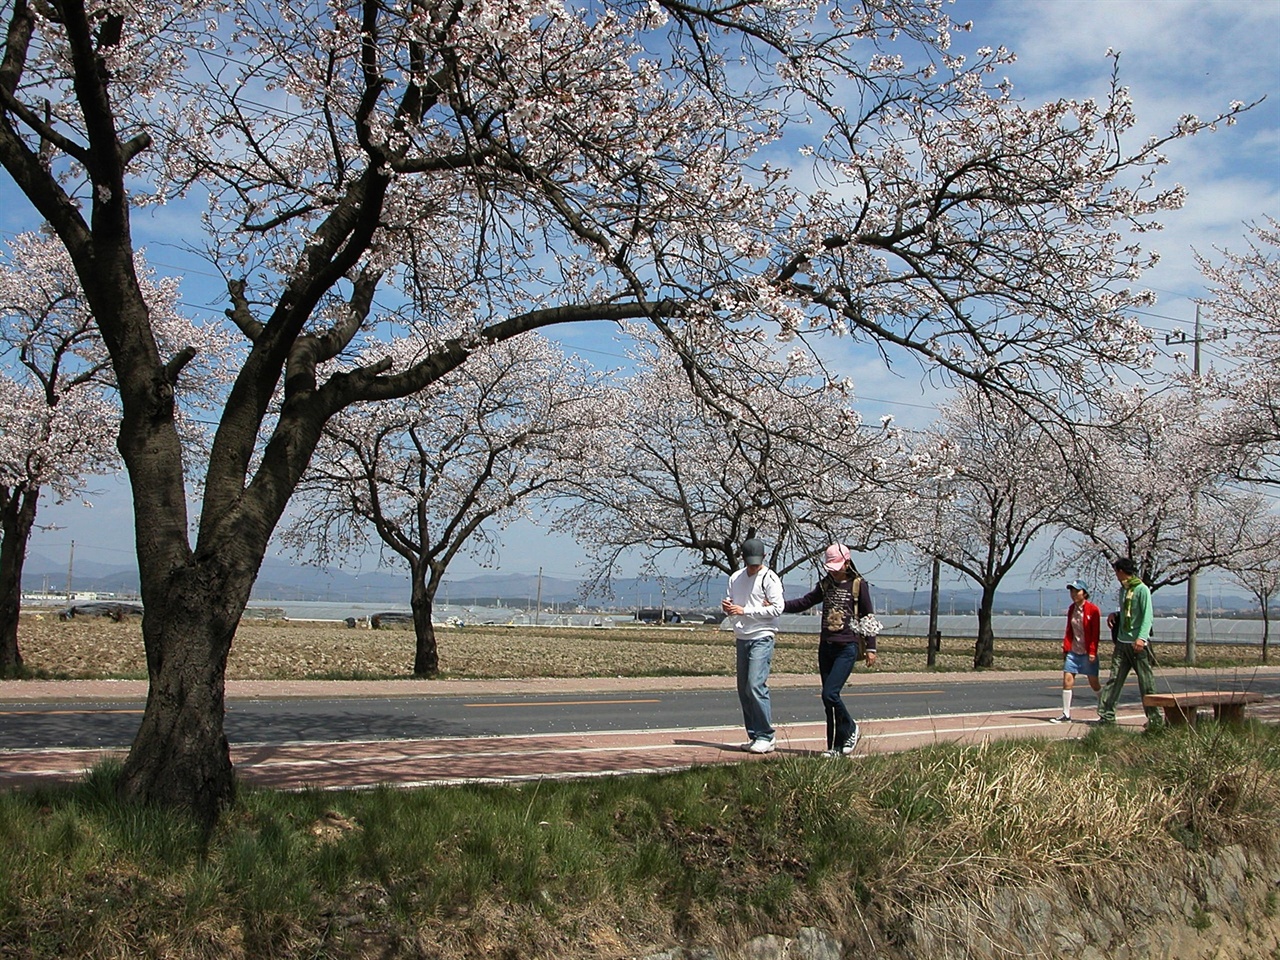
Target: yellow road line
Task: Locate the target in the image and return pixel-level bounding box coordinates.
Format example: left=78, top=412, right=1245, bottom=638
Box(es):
left=0, top=708, right=143, bottom=716
left=845, top=689, right=944, bottom=697
left=465, top=698, right=663, bottom=708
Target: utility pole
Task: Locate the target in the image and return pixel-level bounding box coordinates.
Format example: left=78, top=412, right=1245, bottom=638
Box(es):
left=534, top=567, right=543, bottom=627
left=926, top=479, right=943, bottom=666
left=1166, top=306, right=1228, bottom=665
left=926, top=556, right=941, bottom=667
left=65, top=540, right=74, bottom=600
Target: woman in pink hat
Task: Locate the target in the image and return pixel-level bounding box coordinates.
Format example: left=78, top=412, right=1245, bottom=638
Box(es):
left=784, top=543, right=879, bottom=757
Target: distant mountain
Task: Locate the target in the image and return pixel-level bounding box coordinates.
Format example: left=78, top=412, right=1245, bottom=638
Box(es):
left=249, top=557, right=410, bottom=603
left=21, top=550, right=142, bottom=596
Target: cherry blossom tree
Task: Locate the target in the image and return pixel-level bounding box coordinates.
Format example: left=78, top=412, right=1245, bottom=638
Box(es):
left=283, top=335, right=615, bottom=675
left=1049, top=390, right=1254, bottom=620
left=556, top=333, right=906, bottom=598
left=1196, top=217, right=1280, bottom=486
left=896, top=387, right=1060, bottom=668
left=0, top=382, right=115, bottom=675
left=0, top=0, right=1247, bottom=820
left=0, top=232, right=224, bottom=676
left=1218, top=501, right=1280, bottom=663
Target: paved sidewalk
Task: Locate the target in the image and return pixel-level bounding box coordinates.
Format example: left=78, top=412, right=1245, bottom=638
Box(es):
left=3, top=668, right=1277, bottom=792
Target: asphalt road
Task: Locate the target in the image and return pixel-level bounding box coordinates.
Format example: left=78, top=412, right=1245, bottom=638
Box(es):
left=6, top=670, right=1280, bottom=752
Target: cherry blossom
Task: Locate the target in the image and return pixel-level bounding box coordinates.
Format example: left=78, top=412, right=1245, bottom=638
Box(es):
left=893, top=387, right=1060, bottom=668
left=0, top=232, right=225, bottom=675
left=1219, top=506, right=1280, bottom=662
left=1048, top=389, right=1258, bottom=618
left=282, top=334, right=615, bottom=675
left=557, top=330, right=906, bottom=599
left=1195, top=217, right=1280, bottom=487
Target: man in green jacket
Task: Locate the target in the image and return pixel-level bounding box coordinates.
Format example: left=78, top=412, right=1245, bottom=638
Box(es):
left=1097, top=557, right=1163, bottom=729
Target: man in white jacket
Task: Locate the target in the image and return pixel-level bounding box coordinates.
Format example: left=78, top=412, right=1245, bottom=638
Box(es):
left=721, top=531, right=784, bottom=754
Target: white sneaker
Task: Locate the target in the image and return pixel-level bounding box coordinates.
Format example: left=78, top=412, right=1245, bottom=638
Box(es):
left=747, top=738, right=776, bottom=754
left=1049, top=713, right=1071, bottom=724
left=840, top=722, right=860, bottom=755
left=738, top=741, right=756, bottom=752
left=819, top=749, right=840, bottom=759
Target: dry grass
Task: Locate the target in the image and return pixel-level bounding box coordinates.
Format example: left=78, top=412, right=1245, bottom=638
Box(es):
left=13, top=610, right=1077, bottom=680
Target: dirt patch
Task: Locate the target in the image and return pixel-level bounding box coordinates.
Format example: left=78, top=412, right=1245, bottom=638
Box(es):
left=15, top=609, right=1063, bottom=680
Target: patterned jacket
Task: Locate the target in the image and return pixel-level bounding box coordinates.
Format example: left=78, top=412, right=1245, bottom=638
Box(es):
left=784, top=574, right=876, bottom=652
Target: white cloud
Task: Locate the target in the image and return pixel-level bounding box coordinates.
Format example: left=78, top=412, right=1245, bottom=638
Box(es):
left=970, top=0, right=1277, bottom=88
left=958, top=1, right=1277, bottom=186
left=949, top=0, right=1278, bottom=325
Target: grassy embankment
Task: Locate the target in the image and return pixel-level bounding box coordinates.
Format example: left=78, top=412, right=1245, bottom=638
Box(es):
left=4, top=727, right=1279, bottom=959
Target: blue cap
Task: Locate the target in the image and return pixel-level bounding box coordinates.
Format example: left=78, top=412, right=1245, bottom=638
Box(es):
left=1066, top=579, right=1088, bottom=593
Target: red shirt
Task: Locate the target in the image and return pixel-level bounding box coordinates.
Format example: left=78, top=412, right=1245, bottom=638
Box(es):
left=1062, top=600, right=1101, bottom=657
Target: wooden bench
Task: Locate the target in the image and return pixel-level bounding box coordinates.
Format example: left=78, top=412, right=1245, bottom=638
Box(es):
left=1142, top=691, right=1264, bottom=725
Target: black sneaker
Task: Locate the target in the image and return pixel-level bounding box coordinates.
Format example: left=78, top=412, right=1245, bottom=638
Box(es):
left=840, top=721, right=860, bottom=755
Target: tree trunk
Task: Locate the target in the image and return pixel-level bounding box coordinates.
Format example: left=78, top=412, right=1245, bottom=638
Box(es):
left=411, top=564, right=439, bottom=676
left=1263, top=607, right=1271, bottom=665
left=972, top=587, right=997, bottom=669
left=118, top=561, right=252, bottom=827
left=0, top=485, right=38, bottom=678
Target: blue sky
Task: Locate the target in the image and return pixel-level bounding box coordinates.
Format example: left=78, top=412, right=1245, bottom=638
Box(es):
left=15, top=0, right=1280, bottom=595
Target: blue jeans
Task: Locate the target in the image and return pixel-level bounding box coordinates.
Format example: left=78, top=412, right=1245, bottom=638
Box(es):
left=736, top=634, right=775, bottom=742
left=819, top=639, right=861, bottom=749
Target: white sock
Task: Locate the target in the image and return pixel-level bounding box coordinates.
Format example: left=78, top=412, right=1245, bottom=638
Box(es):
left=1062, top=689, right=1073, bottom=716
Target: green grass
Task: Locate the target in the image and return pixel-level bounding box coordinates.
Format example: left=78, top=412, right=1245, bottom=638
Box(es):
left=3, top=722, right=1280, bottom=959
